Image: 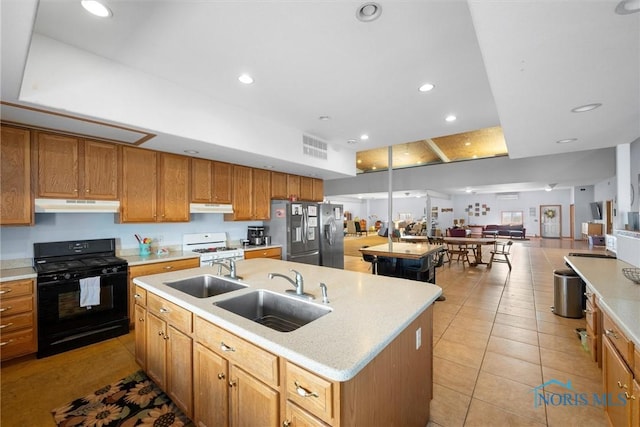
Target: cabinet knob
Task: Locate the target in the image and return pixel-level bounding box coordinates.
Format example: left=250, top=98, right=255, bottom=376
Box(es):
left=134, top=294, right=141, bottom=299
left=0, top=323, right=14, bottom=329
left=0, top=306, right=11, bottom=313
left=0, top=339, right=14, bottom=346
left=220, top=342, right=236, bottom=352
left=283, top=421, right=291, bottom=427
left=605, top=329, right=619, bottom=339
left=617, top=381, right=628, bottom=390
left=625, top=391, right=636, bottom=400
left=86, top=189, right=90, bottom=193
left=164, top=266, right=173, bottom=270
left=217, top=373, right=225, bottom=380
left=228, top=380, right=237, bottom=388
left=0, top=288, right=12, bottom=294
left=138, top=318, right=144, bottom=322
left=159, top=307, right=170, bottom=314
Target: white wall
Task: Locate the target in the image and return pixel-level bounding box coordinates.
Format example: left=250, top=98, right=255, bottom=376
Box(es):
left=0, top=213, right=261, bottom=261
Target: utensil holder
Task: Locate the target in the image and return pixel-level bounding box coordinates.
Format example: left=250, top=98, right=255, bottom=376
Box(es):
left=139, top=243, right=151, bottom=256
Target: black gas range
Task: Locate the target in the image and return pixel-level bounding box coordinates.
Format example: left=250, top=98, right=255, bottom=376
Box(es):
left=34, top=238, right=129, bottom=358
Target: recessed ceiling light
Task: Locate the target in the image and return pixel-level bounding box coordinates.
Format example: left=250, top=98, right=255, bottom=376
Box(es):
left=465, top=188, right=472, bottom=193
left=356, top=2, right=382, bottom=22
left=357, top=159, right=362, bottom=164
left=184, top=150, right=199, bottom=154
left=372, top=165, right=377, bottom=170
left=615, top=0, right=640, bottom=14
left=360, top=134, right=369, bottom=141
left=318, top=115, right=331, bottom=121
left=571, top=103, right=602, bottom=113
left=81, top=0, right=112, bottom=17
left=418, top=83, right=435, bottom=92
left=347, top=139, right=357, bottom=144
left=445, top=115, right=457, bottom=122
left=556, top=138, right=578, bottom=144
left=238, top=74, right=254, bottom=84
left=464, top=142, right=471, bottom=146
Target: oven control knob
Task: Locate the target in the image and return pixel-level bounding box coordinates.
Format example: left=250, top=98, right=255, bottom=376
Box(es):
left=63, top=273, right=71, bottom=280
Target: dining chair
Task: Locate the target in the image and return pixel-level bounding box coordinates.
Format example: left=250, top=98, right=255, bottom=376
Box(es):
left=447, top=243, right=470, bottom=267
left=488, top=240, right=513, bottom=270
left=433, top=237, right=450, bottom=264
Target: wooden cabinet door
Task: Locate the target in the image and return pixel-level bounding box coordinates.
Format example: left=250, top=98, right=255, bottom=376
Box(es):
left=191, top=158, right=213, bottom=203
left=230, top=165, right=253, bottom=220
left=37, top=133, right=79, bottom=198
left=253, top=168, right=271, bottom=220
left=134, top=304, right=147, bottom=369
left=271, top=172, right=288, bottom=199
left=312, top=179, right=324, bottom=202
left=212, top=161, right=232, bottom=203
left=603, top=337, right=633, bottom=427
left=167, top=325, right=193, bottom=418
left=287, top=175, right=300, bottom=199
left=83, top=140, right=119, bottom=200
left=1, top=126, right=32, bottom=225
left=120, top=146, right=157, bottom=222
left=631, top=379, right=639, bottom=427
left=158, top=153, right=190, bottom=222
left=194, top=343, right=229, bottom=427
left=299, top=177, right=314, bottom=201
left=229, top=365, right=279, bottom=427
left=145, top=312, right=167, bottom=389
left=284, top=401, right=330, bottom=427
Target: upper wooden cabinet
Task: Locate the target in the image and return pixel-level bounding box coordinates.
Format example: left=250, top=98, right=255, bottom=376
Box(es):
left=271, top=171, right=288, bottom=199
left=225, top=165, right=271, bottom=221
left=1, top=126, right=33, bottom=225
left=300, top=176, right=314, bottom=201
left=120, top=147, right=190, bottom=223
left=287, top=174, right=300, bottom=199
left=312, top=178, right=324, bottom=202
left=36, top=133, right=119, bottom=200
left=191, top=158, right=232, bottom=204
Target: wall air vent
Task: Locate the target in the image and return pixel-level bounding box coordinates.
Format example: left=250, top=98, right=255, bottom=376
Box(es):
left=496, top=193, right=519, bottom=200
left=302, top=135, right=328, bottom=160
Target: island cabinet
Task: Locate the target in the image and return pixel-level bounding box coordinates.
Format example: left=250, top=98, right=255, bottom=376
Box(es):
left=225, top=165, right=271, bottom=221
left=601, top=310, right=636, bottom=427
left=133, top=285, right=147, bottom=369
left=36, top=133, right=119, bottom=200
left=0, top=126, right=32, bottom=226
left=194, top=316, right=280, bottom=427
left=145, top=292, right=193, bottom=418
left=0, top=279, right=37, bottom=361
left=584, top=285, right=601, bottom=366
left=120, top=147, right=190, bottom=223
left=128, top=258, right=200, bottom=328
left=191, top=158, right=232, bottom=204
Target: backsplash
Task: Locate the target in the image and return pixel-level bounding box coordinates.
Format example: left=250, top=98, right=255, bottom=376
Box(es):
left=0, top=212, right=262, bottom=263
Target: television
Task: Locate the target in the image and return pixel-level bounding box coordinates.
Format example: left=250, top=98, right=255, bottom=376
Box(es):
left=590, top=202, right=602, bottom=220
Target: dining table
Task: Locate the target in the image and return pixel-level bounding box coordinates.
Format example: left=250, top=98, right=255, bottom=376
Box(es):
left=442, top=236, right=497, bottom=266
left=359, top=242, right=444, bottom=280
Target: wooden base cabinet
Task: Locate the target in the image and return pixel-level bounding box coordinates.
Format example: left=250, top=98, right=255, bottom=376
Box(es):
left=244, top=247, right=282, bottom=260
left=0, top=279, right=37, bottom=361
left=144, top=292, right=193, bottom=418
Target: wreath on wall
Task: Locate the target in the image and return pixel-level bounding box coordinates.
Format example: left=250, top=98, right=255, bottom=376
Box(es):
left=544, top=209, right=556, bottom=219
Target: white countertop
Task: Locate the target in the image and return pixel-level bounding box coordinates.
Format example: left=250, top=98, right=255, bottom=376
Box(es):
left=121, top=251, right=201, bottom=266
left=0, top=266, right=36, bottom=282
left=133, top=258, right=442, bottom=382
left=565, top=256, right=640, bottom=348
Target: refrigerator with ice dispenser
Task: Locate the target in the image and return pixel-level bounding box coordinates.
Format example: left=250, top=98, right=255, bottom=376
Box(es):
left=265, top=200, right=320, bottom=265
left=318, top=203, right=344, bottom=269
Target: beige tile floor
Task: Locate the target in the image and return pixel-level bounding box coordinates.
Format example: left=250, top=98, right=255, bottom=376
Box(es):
left=2, top=237, right=609, bottom=426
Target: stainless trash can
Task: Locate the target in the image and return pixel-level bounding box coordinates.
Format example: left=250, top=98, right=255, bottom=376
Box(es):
left=551, top=269, right=585, bottom=318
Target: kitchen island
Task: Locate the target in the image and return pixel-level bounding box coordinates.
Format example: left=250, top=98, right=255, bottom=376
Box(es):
left=134, top=257, right=441, bottom=426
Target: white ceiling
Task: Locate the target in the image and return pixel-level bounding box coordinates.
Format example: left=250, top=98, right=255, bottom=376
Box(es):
left=1, top=0, right=639, bottom=193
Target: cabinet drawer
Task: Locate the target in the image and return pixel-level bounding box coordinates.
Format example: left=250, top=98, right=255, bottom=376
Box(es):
left=130, top=258, right=200, bottom=277
left=0, top=327, right=36, bottom=360
left=602, top=311, right=634, bottom=367
left=285, top=401, right=331, bottom=427
left=194, top=316, right=279, bottom=387
left=285, top=361, right=335, bottom=423
left=583, top=286, right=596, bottom=306
left=585, top=299, right=597, bottom=332
left=0, top=295, right=33, bottom=318
left=0, top=279, right=33, bottom=298
left=147, top=293, right=192, bottom=333
left=244, top=247, right=282, bottom=260
left=133, top=286, right=147, bottom=307
left=0, top=311, right=34, bottom=333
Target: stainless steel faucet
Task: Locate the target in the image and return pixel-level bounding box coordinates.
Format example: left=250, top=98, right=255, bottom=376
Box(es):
left=268, top=269, right=314, bottom=300
left=320, top=283, right=329, bottom=303
left=212, top=259, right=241, bottom=280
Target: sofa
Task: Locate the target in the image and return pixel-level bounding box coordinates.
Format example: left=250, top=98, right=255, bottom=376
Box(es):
left=483, top=224, right=526, bottom=239
left=447, top=227, right=471, bottom=237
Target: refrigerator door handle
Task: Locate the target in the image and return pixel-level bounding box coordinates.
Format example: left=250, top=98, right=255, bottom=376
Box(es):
left=327, top=217, right=336, bottom=245
left=302, top=207, right=308, bottom=244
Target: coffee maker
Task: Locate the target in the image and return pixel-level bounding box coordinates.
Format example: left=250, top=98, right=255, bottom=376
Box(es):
left=247, top=226, right=265, bottom=246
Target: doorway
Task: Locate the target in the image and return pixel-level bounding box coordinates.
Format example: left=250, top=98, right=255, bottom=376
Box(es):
left=540, top=205, right=562, bottom=238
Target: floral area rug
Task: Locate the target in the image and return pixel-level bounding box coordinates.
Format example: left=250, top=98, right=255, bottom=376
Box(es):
left=51, top=370, right=194, bottom=427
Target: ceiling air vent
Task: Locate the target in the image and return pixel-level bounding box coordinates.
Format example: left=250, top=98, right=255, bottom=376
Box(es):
left=496, top=193, right=519, bottom=200
left=302, top=135, right=328, bottom=160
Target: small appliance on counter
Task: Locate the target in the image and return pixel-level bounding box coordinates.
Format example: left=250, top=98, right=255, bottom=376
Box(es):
left=247, top=226, right=265, bottom=246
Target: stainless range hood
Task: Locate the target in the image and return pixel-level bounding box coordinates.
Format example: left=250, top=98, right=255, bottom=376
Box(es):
left=35, top=198, right=120, bottom=213
left=189, top=203, right=234, bottom=214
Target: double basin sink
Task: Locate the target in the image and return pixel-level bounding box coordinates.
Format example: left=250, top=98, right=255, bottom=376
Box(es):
left=164, top=275, right=331, bottom=332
